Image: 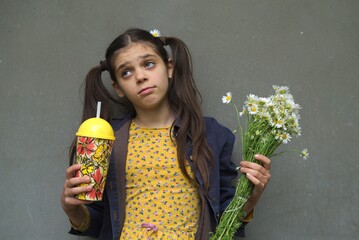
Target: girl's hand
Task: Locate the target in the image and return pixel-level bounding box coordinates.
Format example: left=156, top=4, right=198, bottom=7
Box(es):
left=60, top=164, right=93, bottom=214
left=239, top=154, right=271, bottom=211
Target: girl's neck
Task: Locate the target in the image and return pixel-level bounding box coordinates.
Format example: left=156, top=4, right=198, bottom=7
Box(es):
left=133, top=108, right=175, bottom=128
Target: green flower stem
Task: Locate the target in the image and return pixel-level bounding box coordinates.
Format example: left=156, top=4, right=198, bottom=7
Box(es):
left=231, top=102, right=243, bottom=145
left=212, top=88, right=303, bottom=239
left=210, top=174, right=253, bottom=239
left=210, top=113, right=281, bottom=240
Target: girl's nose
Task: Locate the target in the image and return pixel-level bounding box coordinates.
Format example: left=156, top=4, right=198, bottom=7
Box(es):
left=135, top=70, right=148, bottom=83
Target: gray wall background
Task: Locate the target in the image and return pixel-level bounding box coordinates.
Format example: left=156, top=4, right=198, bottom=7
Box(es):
left=1, top=1, right=358, bottom=239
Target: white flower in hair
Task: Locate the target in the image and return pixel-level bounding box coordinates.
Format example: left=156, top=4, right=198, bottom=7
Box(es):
left=150, top=29, right=161, bottom=37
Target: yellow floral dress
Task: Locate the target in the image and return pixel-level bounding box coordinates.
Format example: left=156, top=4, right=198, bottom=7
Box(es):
left=120, top=121, right=200, bottom=240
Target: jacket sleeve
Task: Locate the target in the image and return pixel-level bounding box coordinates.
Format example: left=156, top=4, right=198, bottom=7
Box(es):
left=69, top=201, right=104, bottom=237
left=218, top=126, right=238, bottom=214
left=218, top=124, right=248, bottom=238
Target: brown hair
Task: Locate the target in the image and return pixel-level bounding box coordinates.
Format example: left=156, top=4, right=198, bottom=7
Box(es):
left=70, top=28, right=213, bottom=190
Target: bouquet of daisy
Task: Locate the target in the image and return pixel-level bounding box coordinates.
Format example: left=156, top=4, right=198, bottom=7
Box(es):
left=210, top=85, right=308, bottom=240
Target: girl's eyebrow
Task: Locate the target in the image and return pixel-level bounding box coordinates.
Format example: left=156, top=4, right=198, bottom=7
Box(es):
left=139, top=54, right=157, bottom=60
left=116, top=54, right=157, bottom=72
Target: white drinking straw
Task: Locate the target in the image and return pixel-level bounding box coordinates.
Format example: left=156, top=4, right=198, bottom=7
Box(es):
left=96, top=101, right=101, bottom=118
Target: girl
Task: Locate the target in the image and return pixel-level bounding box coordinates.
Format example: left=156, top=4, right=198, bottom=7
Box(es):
left=61, top=28, right=271, bottom=240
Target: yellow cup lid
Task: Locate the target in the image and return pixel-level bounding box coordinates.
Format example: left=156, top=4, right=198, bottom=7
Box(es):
left=76, top=118, right=115, bottom=140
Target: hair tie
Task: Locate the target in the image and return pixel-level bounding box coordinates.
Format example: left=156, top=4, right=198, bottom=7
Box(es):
left=99, top=60, right=108, bottom=72
left=159, top=36, right=167, bottom=46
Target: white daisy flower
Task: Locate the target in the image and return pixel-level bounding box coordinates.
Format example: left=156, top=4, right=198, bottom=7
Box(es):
left=285, top=99, right=297, bottom=110
left=258, top=111, right=271, bottom=120
left=270, top=119, right=276, bottom=127
left=300, top=148, right=309, bottom=160
left=275, top=131, right=285, bottom=143
left=291, top=112, right=301, bottom=122
left=281, top=133, right=292, bottom=144
left=296, top=126, right=302, bottom=136
left=248, top=104, right=259, bottom=115
left=258, top=97, right=271, bottom=107
left=285, top=93, right=295, bottom=101
left=150, top=29, right=161, bottom=37
left=247, top=94, right=259, bottom=103
left=239, top=106, right=247, bottom=116
left=275, top=118, right=284, bottom=128
left=222, top=92, right=232, bottom=104
left=273, top=85, right=290, bottom=95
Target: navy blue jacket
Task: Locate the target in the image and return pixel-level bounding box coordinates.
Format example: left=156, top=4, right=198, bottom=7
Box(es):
left=70, top=116, right=245, bottom=239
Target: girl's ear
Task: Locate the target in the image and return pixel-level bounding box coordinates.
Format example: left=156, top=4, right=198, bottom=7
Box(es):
left=112, top=80, right=125, bottom=97
left=167, top=58, right=174, bottom=79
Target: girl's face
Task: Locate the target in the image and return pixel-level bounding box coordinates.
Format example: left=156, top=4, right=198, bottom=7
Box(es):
left=112, top=43, right=173, bottom=112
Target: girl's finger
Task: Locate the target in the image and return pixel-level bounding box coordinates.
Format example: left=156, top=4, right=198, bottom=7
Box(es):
left=240, top=161, right=269, bottom=178
left=254, top=154, right=271, bottom=170
left=66, top=164, right=82, bottom=179
left=64, top=184, right=92, bottom=197
left=245, top=173, right=265, bottom=190
left=240, top=160, right=271, bottom=186
left=66, top=176, right=91, bottom=188
left=63, top=196, right=93, bottom=206
left=241, top=167, right=270, bottom=185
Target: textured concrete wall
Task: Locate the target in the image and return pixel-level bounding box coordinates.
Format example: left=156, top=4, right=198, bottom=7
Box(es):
left=1, top=1, right=358, bottom=239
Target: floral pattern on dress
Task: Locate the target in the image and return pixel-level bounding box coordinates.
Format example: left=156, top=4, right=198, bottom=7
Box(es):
left=120, top=122, right=200, bottom=240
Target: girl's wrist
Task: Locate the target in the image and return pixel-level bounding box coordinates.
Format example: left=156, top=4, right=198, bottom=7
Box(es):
left=62, top=202, right=81, bottom=215
left=69, top=205, right=91, bottom=232
left=240, top=209, right=254, bottom=222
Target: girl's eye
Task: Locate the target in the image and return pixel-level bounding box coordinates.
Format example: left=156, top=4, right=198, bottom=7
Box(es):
left=121, top=70, right=132, bottom=78
left=144, top=61, right=155, bottom=68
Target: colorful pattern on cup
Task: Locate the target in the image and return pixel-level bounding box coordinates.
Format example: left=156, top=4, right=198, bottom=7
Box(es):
left=75, top=136, right=113, bottom=201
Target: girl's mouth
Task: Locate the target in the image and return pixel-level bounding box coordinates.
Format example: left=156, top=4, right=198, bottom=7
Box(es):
left=138, top=87, right=155, bottom=96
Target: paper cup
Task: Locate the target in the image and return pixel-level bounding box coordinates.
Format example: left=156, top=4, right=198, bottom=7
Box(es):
left=74, top=117, right=115, bottom=201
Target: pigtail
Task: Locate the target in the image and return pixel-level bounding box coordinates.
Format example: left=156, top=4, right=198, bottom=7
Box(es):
left=69, top=64, right=117, bottom=165
left=81, top=65, right=114, bottom=122
left=166, top=37, right=214, bottom=191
